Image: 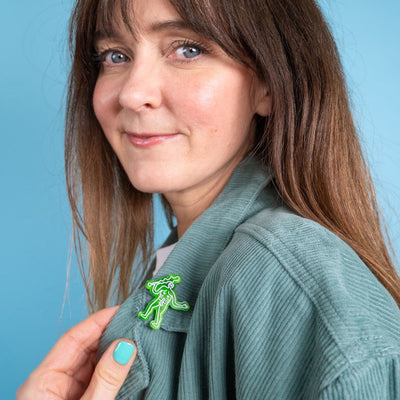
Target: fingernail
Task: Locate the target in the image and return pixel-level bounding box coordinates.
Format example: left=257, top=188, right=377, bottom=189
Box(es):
left=113, top=341, right=135, bottom=365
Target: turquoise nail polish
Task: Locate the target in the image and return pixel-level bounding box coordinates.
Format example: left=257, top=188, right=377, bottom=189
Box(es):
left=113, top=341, right=135, bottom=365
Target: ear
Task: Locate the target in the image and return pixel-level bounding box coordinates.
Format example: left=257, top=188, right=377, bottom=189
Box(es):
left=254, top=84, right=272, bottom=117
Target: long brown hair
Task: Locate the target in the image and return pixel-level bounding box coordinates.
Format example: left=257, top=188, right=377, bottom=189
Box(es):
left=66, top=0, right=400, bottom=312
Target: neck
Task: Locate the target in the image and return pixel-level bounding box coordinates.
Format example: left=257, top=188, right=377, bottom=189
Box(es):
left=165, top=164, right=238, bottom=238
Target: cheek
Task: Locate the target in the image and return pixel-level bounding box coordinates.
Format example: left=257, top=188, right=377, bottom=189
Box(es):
left=194, top=80, right=220, bottom=109
left=176, top=71, right=255, bottom=135
left=92, top=78, right=120, bottom=133
left=93, top=81, right=105, bottom=119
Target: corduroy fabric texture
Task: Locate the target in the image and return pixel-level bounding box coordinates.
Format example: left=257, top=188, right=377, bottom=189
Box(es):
left=99, top=157, right=400, bottom=399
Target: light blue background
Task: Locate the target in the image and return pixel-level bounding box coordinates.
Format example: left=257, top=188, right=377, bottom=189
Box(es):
left=1, top=1, right=399, bottom=398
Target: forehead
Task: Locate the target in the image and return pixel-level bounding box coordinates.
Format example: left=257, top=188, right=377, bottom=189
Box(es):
left=131, top=0, right=181, bottom=27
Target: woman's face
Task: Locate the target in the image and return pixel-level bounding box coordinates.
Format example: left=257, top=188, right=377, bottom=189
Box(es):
left=93, top=0, right=269, bottom=206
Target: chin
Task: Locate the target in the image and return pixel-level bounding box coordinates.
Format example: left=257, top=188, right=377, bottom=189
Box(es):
left=123, top=161, right=187, bottom=194
left=127, top=175, right=176, bottom=194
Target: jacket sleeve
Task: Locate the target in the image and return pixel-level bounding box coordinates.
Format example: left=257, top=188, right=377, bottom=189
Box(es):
left=222, top=223, right=400, bottom=399
left=320, top=356, right=400, bottom=399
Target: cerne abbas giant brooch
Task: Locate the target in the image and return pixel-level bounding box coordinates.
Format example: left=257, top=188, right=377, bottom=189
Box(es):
left=138, top=274, right=190, bottom=330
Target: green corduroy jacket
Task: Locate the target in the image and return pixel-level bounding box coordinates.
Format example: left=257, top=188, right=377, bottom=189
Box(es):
left=99, top=157, right=400, bottom=399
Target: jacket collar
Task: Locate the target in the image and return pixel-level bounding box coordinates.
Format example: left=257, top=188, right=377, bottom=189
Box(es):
left=100, top=157, right=274, bottom=397
left=150, top=156, right=273, bottom=332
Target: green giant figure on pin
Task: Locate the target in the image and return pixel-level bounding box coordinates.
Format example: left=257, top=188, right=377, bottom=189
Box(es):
left=138, top=274, right=190, bottom=330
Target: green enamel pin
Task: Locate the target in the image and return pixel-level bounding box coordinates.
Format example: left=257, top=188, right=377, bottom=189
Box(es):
left=138, top=274, right=190, bottom=330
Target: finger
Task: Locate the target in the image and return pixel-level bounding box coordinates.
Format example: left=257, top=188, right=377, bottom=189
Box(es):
left=81, top=339, right=137, bottom=400
left=40, top=306, right=120, bottom=372
left=17, top=307, right=121, bottom=400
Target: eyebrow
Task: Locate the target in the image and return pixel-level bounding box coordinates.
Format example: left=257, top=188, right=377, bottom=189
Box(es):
left=148, top=20, right=193, bottom=33
left=94, top=19, right=196, bottom=44
left=94, top=30, right=123, bottom=43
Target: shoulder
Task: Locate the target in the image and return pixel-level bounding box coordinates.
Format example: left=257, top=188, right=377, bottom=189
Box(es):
left=222, top=203, right=400, bottom=325
left=219, top=204, right=368, bottom=299
left=235, top=205, right=357, bottom=275
left=212, top=204, right=400, bottom=387
left=223, top=204, right=393, bottom=311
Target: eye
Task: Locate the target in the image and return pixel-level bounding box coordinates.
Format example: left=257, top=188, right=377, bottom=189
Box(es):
left=105, top=50, right=129, bottom=64
left=169, top=40, right=210, bottom=62
left=176, top=45, right=202, bottom=59
left=95, top=49, right=129, bottom=66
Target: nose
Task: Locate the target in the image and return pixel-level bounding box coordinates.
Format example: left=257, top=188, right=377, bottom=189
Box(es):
left=118, top=59, right=162, bottom=111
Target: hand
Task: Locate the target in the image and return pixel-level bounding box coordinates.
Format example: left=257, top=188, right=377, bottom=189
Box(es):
left=17, top=306, right=136, bottom=400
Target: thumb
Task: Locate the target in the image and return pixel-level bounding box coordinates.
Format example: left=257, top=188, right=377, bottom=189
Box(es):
left=81, top=339, right=137, bottom=400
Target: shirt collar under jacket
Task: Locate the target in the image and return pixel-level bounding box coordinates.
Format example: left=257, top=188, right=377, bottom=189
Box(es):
left=98, top=156, right=276, bottom=395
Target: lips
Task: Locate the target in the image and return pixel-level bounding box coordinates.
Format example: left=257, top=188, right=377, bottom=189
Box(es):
left=125, top=132, right=180, bottom=148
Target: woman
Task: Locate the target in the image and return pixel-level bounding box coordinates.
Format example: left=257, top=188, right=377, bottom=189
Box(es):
left=18, top=0, right=400, bottom=398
